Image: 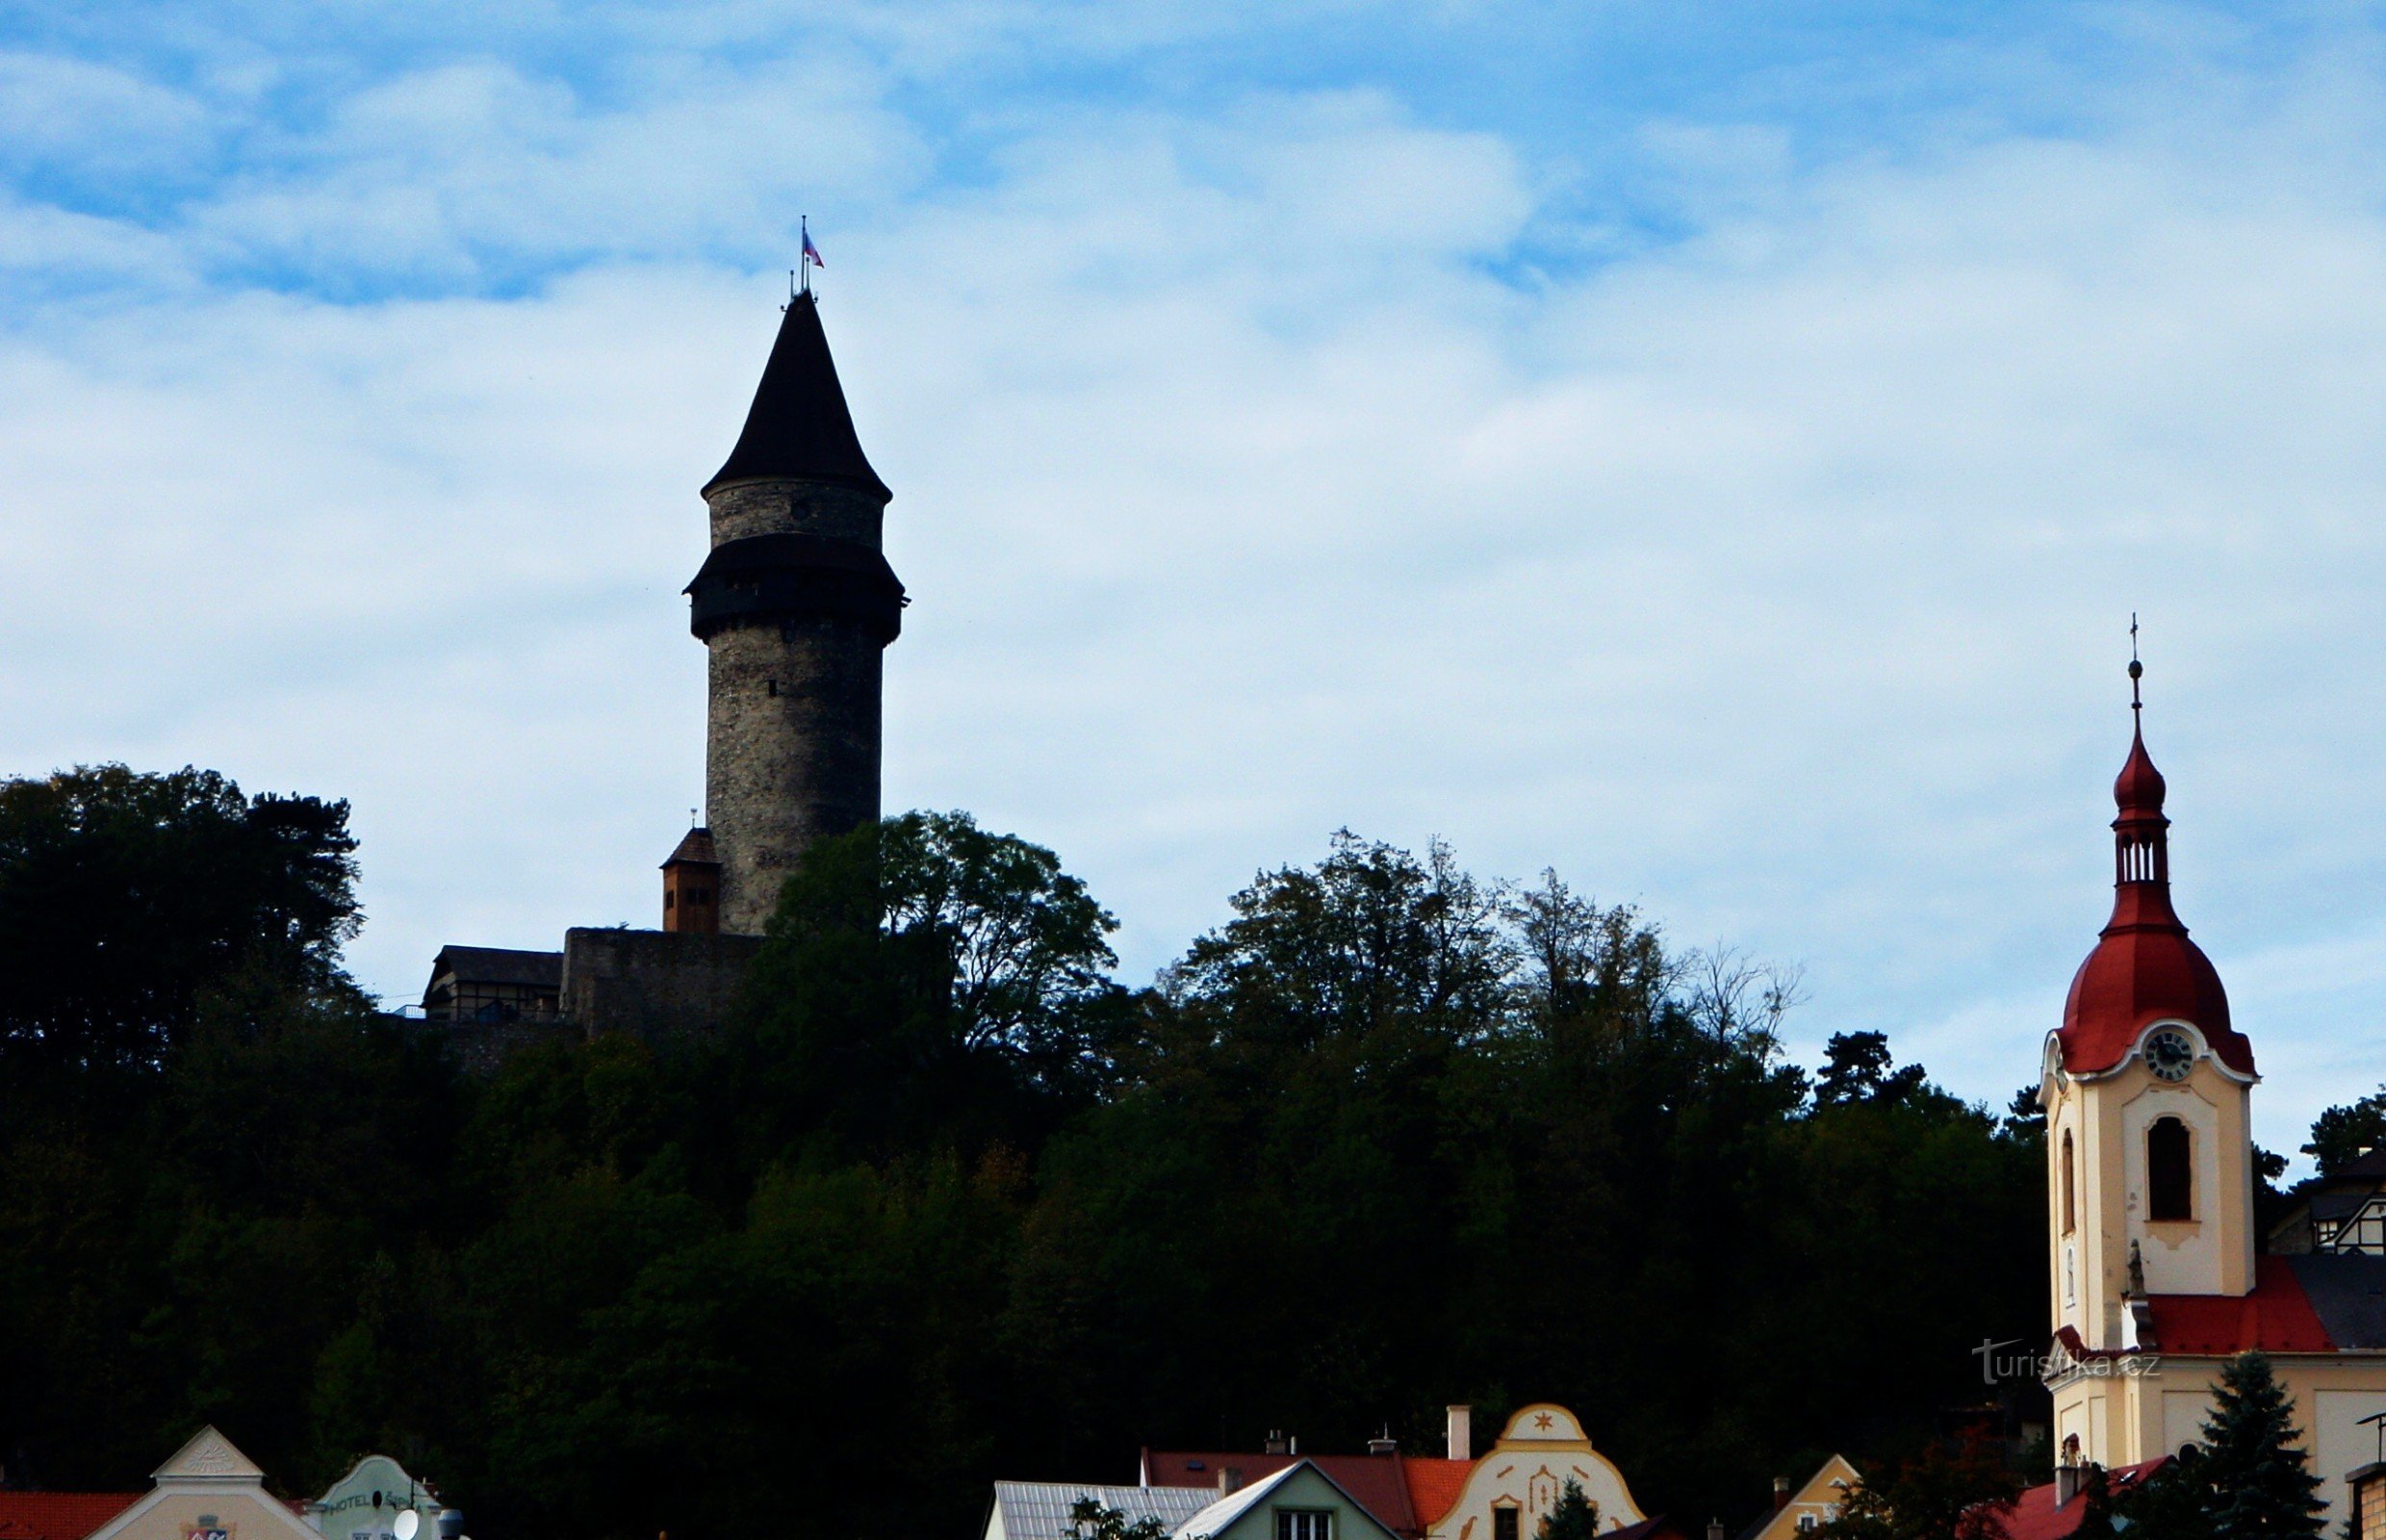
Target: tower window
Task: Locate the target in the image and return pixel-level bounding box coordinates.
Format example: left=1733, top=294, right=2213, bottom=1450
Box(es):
left=2148, top=1116, right=2194, bottom=1221
left=2062, top=1129, right=2076, bottom=1234
left=1493, top=1511, right=1519, bottom=1540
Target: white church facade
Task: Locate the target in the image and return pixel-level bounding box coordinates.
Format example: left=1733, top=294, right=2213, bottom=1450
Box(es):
left=2039, top=670, right=2386, bottom=1523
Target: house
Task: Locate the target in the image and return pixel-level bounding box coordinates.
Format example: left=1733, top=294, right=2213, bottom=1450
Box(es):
left=984, top=1483, right=1215, bottom=1540
left=1143, top=1421, right=1469, bottom=1539
left=2270, top=1149, right=2386, bottom=1257
left=0, top=1496, right=140, bottom=1540
left=1171, top=1462, right=1406, bottom=1540
left=1418, top=1405, right=1651, bottom=1540
left=1142, top=1405, right=1653, bottom=1540
left=79, top=1429, right=326, bottom=1540
left=2001, top=1458, right=2168, bottom=1540
left=1732, top=1457, right=1859, bottom=1540
left=305, top=1455, right=449, bottom=1540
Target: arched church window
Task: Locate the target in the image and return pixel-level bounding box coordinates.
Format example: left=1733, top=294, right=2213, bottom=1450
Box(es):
left=2148, top=1116, right=2193, bottom=1220
left=2062, top=1130, right=2076, bottom=1234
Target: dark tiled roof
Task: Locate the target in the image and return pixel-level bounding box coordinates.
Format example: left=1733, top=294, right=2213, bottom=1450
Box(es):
left=429, top=946, right=563, bottom=988
left=705, top=294, right=889, bottom=500
left=663, top=827, right=719, bottom=867
left=0, top=1494, right=141, bottom=1540
left=2287, top=1252, right=2386, bottom=1348
left=1144, top=1453, right=1421, bottom=1537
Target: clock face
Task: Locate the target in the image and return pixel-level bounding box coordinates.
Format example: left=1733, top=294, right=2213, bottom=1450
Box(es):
left=2144, top=1028, right=2195, bottom=1082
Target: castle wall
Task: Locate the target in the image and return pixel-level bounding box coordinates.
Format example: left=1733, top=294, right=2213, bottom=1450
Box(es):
left=560, top=928, right=764, bottom=1038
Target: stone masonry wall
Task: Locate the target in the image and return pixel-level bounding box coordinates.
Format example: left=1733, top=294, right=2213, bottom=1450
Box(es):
left=561, top=928, right=764, bottom=1039
left=706, top=480, right=884, bottom=546
left=702, top=475, right=891, bottom=936
left=705, top=617, right=883, bottom=934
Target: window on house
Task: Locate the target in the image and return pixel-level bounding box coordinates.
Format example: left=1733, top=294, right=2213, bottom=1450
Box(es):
left=1494, top=1509, right=1520, bottom=1540
left=2062, top=1129, right=2076, bottom=1234
left=2148, top=1116, right=2194, bottom=1221
left=1797, top=1517, right=1818, bottom=1533
left=1276, top=1514, right=1331, bottom=1540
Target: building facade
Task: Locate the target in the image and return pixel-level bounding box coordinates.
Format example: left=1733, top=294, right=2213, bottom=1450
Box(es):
left=2040, top=670, right=2386, bottom=1524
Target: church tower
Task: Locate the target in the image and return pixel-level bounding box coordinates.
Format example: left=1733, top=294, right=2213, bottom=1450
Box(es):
left=686, top=293, right=904, bottom=935
left=2040, top=659, right=2263, bottom=1465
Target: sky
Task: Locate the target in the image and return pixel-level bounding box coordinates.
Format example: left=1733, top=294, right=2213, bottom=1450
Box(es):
left=4, top=0, right=2386, bottom=1168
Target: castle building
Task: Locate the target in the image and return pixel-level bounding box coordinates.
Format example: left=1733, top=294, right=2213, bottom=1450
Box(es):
left=2040, top=665, right=2386, bottom=1521
left=420, top=286, right=896, bottom=1033
left=687, top=288, right=903, bottom=935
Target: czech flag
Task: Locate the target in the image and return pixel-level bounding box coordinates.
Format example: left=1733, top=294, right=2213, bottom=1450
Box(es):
left=802, top=229, right=824, bottom=269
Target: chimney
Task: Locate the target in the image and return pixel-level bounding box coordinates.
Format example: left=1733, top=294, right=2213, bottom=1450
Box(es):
left=1707, top=1521, right=1726, bottom=1540
left=1266, top=1431, right=1292, bottom=1456
left=1447, top=1406, right=1473, bottom=1461
left=2054, top=1466, right=2080, bottom=1508
left=1773, top=1478, right=1792, bottom=1513
left=1219, top=1470, right=1244, bottom=1496
left=1369, top=1434, right=1399, bottom=1456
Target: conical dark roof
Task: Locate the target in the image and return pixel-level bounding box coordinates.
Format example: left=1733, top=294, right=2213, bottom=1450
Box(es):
left=704, top=293, right=890, bottom=500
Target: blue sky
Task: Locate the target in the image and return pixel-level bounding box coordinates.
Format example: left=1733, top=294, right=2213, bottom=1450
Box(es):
left=6, top=0, right=2386, bottom=1168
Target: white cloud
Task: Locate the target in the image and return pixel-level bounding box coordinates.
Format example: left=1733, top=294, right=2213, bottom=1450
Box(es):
left=7, top=12, right=2386, bottom=1168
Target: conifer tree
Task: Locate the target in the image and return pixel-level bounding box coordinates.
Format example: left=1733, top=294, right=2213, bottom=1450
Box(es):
left=1539, top=1480, right=1602, bottom=1540
left=2198, top=1352, right=2326, bottom=1540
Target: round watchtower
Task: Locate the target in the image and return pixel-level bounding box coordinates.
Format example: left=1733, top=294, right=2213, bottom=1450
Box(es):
left=688, top=292, right=902, bottom=935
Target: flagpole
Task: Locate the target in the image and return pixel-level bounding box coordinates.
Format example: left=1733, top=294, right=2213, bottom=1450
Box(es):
left=801, top=215, right=811, bottom=297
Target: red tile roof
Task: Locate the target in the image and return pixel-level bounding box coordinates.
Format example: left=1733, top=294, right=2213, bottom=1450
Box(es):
left=2145, top=1256, right=2335, bottom=1354
left=2004, top=1460, right=2168, bottom=1540
left=1144, top=1452, right=1425, bottom=1537
left=0, top=1494, right=141, bottom=1540
left=1402, top=1459, right=1472, bottom=1530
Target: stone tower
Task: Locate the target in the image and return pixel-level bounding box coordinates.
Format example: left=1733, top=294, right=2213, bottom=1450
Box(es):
left=686, top=293, right=903, bottom=934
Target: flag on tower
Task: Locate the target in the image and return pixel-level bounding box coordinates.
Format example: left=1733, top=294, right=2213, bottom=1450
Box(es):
left=802, top=227, right=824, bottom=269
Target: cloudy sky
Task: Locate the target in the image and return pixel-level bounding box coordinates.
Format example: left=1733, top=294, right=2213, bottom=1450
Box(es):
left=5, top=1, right=2384, bottom=1166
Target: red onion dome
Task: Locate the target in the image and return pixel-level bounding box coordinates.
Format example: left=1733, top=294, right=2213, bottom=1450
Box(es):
left=2055, top=712, right=2255, bottom=1077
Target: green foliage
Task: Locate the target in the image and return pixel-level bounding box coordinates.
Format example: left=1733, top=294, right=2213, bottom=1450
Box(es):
left=0, top=764, right=361, bottom=1070
left=1068, top=1499, right=1168, bottom=1540
left=1537, top=1480, right=1600, bottom=1540
left=2200, top=1353, right=2327, bottom=1540
left=1812, top=1435, right=2018, bottom=1540
left=0, top=801, right=2050, bottom=1540
left=731, top=808, right=1127, bottom=1160
left=2304, top=1087, right=2386, bottom=1175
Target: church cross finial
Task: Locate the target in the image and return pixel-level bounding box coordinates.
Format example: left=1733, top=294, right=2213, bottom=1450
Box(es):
left=2129, top=614, right=2142, bottom=717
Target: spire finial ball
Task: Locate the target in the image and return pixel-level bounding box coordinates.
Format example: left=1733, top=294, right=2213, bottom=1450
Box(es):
left=2129, top=659, right=2142, bottom=680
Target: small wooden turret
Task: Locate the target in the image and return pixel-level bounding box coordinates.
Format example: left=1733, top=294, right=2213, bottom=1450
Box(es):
left=661, top=827, right=723, bottom=935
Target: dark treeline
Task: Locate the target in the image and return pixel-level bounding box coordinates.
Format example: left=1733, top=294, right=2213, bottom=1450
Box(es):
left=2, top=768, right=2054, bottom=1540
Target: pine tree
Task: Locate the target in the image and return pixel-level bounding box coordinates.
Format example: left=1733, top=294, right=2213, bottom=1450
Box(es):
left=1538, top=1480, right=1601, bottom=1540
left=2198, top=1352, right=2326, bottom=1540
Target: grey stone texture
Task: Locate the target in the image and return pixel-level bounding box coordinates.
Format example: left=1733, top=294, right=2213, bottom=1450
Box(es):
left=706, top=479, right=884, bottom=547
left=702, top=475, right=892, bottom=935
left=560, top=927, right=765, bottom=1039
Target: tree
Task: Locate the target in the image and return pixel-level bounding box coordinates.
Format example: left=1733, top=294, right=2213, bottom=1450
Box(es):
left=0, top=765, right=361, bottom=1070
left=1811, top=1435, right=2017, bottom=1540
left=736, top=809, right=1126, bottom=1158
left=1069, top=1498, right=1167, bottom=1540
left=1816, top=1032, right=1929, bottom=1107
left=1538, top=1480, right=1601, bottom=1540
left=2198, top=1352, right=2325, bottom=1540
left=2304, top=1088, right=2386, bottom=1176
